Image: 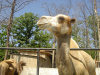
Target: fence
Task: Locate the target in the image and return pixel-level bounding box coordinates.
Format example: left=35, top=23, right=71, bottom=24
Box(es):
left=0, top=47, right=100, bottom=75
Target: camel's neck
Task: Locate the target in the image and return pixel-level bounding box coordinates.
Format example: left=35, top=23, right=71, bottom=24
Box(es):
left=56, top=34, right=76, bottom=75
left=56, top=34, right=71, bottom=54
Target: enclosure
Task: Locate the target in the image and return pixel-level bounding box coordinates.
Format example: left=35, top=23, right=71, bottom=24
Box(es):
left=0, top=0, right=100, bottom=75
left=0, top=47, right=100, bottom=75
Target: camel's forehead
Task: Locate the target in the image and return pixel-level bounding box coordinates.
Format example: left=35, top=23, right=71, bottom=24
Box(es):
left=55, top=14, right=70, bottom=19
left=41, top=14, right=70, bottom=19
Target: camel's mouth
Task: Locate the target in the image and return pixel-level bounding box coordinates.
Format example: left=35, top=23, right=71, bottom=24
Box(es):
left=37, top=24, right=46, bottom=29
left=37, top=23, right=49, bottom=30
left=38, top=24, right=45, bottom=29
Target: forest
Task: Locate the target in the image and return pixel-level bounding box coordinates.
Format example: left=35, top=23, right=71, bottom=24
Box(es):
left=0, top=0, right=100, bottom=60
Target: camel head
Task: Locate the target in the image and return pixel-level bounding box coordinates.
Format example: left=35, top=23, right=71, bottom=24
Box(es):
left=0, top=59, right=26, bottom=75
left=4, top=59, right=17, bottom=75
left=37, top=14, right=76, bottom=36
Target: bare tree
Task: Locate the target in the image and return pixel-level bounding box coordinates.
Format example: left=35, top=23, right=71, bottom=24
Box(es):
left=94, top=0, right=100, bottom=61
left=0, top=0, right=36, bottom=25
left=4, top=0, right=16, bottom=60
left=84, top=0, right=98, bottom=48
left=79, top=2, right=90, bottom=48
left=1, top=0, right=37, bottom=60
left=94, top=0, right=100, bottom=48
left=42, top=0, right=72, bottom=16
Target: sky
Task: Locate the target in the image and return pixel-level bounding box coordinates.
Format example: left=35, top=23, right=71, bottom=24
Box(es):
left=0, top=0, right=100, bottom=21
left=14, top=0, right=100, bottom=20
left=14, top=0, right=83, bottom=17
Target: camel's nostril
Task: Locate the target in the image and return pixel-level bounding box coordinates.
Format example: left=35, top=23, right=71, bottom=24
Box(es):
left=37, top=21, right=43, bottom=26
left=37, top=20, right=46, bottom=26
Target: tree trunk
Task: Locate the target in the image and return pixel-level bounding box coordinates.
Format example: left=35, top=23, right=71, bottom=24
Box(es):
left=4, top=0, right=16, bottom=60
left=94, top=0, right=100, bottom=61
left=85, top=19, right=90, bottom=48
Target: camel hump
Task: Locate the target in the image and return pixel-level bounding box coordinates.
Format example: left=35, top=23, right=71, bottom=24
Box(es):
left=69, top=38, right=87, bottom=69
left=70, top=38, right=79, bottom=48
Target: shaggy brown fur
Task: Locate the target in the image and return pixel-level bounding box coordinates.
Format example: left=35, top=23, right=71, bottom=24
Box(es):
left=17, top=61, right=26, bottom=74
left=0, top=59, right=25, bottom=75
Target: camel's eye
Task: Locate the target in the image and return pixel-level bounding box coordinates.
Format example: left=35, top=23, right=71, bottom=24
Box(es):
left=58, top=16, right=65, bottom=23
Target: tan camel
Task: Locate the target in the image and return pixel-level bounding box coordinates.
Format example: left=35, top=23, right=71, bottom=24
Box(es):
left=37, top=14, right=96, bottom=75
left=0, top=59, right=25, bottom=75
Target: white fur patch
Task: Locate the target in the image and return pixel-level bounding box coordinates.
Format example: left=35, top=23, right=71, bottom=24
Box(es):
left=61, top=26, right=69, bottom=34
left=50, top=17, right=58, bottom=26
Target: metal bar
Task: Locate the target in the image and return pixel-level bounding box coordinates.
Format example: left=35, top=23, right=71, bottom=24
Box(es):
left=37, top=49, right=40, bottom=75
left=70, top=48, right=100, bottom=50
left=10, top=53, right=36, bottom=58
left=52, top=50, right=55, bottom=68
left=10, top=53, right=46, bottom=60
left=0, top=47, right=56, bottom=50
left=1, top=47, right=100, bottom=50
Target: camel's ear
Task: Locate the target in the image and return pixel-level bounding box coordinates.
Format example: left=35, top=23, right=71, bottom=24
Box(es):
left=19, top=61, right=26, bottom=66
left=5, top=59, right=15, bottom=71
left=5, top=59, right=14, bottom=64
left=71, top=18, right=76, bottom=24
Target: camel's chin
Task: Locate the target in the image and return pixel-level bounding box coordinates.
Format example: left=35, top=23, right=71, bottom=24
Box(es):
left=38, top=24, right=44, bottom=29
left=39, top=26, right=45, bottom=30
left=38, top=25, right=48, bottom=30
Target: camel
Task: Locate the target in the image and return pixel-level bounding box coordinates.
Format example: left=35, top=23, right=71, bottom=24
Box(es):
left=0, top=59, right=25, bottom=75
left=37, top=14, right=96, bottom=75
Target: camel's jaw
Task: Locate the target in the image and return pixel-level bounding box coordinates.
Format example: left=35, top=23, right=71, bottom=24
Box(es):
left=37, top=23, right=45, bottom=29
left=37, top=23, right=50, bottom=30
